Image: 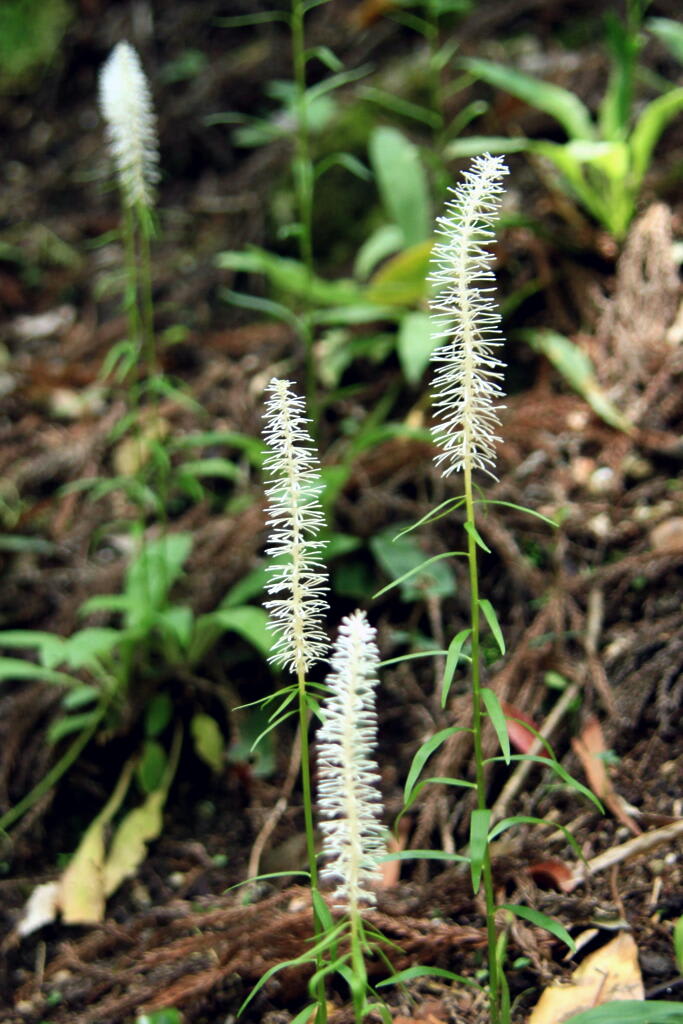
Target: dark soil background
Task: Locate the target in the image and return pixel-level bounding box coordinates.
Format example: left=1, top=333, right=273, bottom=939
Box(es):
left=1, top=1, right=683, bottom=1022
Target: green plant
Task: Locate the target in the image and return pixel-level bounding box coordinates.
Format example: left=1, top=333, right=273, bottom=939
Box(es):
left=0, top=0, right=72, bottom=92
left=214, top=1, right=369, bottom=421
left=258, top=377, right=332, bottom=1022
left=0, top=533, right=271, bottom=834
left=447, top=6, right=683, bottom=238
left=382, top=154, right=602, bottom=1023
left=99, top=41, right=159, bottom=378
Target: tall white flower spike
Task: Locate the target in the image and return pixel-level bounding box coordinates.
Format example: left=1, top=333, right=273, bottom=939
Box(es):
left=318, top=610, right=385, bottom=910
left=263, top=378, right=330, bottom=676
left=429, top=154, right=509, bottom=479
left=98, top=41, right=159, bottom=208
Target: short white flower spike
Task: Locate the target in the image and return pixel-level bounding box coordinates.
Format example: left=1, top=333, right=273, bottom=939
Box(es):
left=318, top=610, right=385, bottom=909
left=430, top=153, right=509, bottom=479
left=98, top=41, right=159, bottom=208
left=263, top=379, right=329, bottom=675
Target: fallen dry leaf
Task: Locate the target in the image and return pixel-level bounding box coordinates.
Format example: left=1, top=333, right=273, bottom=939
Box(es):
left=572, top=717, right=642, bottom=835
left=528, top=931, right=644, bottom=1024
left=526, top=859, right=575, bottom=893
left=501, top=701, right=550, bottom=759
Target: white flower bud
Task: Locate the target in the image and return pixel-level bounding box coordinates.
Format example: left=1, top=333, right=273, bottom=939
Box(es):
left=318, top=610, right=385, bottom=909
left=99, top=41, right=159, bottom=208
left=263, top=379, right=330, bottom=675
left=430, top=154, right=509, bottom=479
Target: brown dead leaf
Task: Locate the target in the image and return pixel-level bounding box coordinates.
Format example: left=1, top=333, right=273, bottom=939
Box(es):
left=59, top=757, right=134, bottom=924
left=527, top=859, right=575, bottom=893
left=572, top=717, right=642, bottom=835
left=502, top=701, right=550, bottom=759
left=528, top=931, right=644, bottom=1024
left=394, top=1015, right=447, bottom=1024
left=380, top=814, right=410, bottom=889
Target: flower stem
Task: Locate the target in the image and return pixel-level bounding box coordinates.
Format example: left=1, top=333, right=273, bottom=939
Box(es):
left=290, top=0, right=318, bottom=426
left=464, top=461, right=500, bottom=1024
left=297, top=665, right=327, bottom=1024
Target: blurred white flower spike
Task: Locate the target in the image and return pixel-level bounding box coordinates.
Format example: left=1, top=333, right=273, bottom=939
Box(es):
left=430, top=153, right=509, bottom=479
left=98, top=41, right=159, bottom=208
left=262, top=378, right=330, bottom=676
left=318, top=610, right=385, bottom=910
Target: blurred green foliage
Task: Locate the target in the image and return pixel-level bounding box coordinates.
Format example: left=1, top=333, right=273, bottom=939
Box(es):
left=0, top=0, right=72, bottom=92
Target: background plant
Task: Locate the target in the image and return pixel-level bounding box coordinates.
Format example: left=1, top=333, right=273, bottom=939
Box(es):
left=446, top=4, right=683, bottom=238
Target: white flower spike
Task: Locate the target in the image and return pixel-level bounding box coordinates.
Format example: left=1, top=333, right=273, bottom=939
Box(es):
left=98, top=41, right=159, bottom=208
left=318, top=610, right=385, bottom=909
left=430, top=153, right=509, bottom=479
left=263, top=379, right=330, bottom=675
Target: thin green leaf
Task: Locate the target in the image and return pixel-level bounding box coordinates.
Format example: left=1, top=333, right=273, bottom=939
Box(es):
left=369, top=126, right=431, bottom=245
left=305, top=44, right=343, bottom=72
left=481, top=688, right=510, bottom=763
left=478, top=599, right=505, bottom=656
left=361, top=85, right=442, bottom=129
left=62, top=684, right=100, bottom=710
left=305, top=64, right=370, bottom=103
left=312, top=888, right=335, bottom=935
left=215, top=12, right=287, bottom=27
left=486, top=754, right=603, bottom=812
left=464, top=520, right=491, bottom=553
left=398, top=775, right=476, bottom=822
left=630, top=86, right=683, bottom=185
left=383, top=849, right=469, bottom=865
left=289, top=1006, right=318, bottom=1024
left=442, top=628, right=473, bottom=706
left=372, top=550, right=466, bottom=600
left=647, top=17, right=683, bottom=63
left=673, top=916, right=683, bottom=975
left=378, top=650, right=448, bottom=669
left=501, top=903, right=575, bottom=951
left=315, top=151, right=371, bottom=182
left=469, top=808, right=491, bottom=893
left=393, top=496, right=467, bottom=538
left=398, top=310, right=439, bottom=386
left=489, top=816, right=581, bottom=859
left=520, top=328, right=635, bottom=432
left=377, top=966, right=480, bottom=989
left=179, top=458, right=239, bottom=480
left=404, top=726, right=466, bottom=805
left=474, top=498, right=558, bottom=527
left=0, top=657, right=77, bottom=686
left=459, top=56, right=595, bottom=140
left=250, top=708, right=298, bottom=750
left=564, top=1002, right=683, bottom=1024
left=354, top=224, right=404, bottom=279
left=218, top=287, right=302, bottom=332
left=444, top=135, right=532, bottom=160
left=224, top=870, right=310, bottom=893
left=48, top=710, right=100, bottom=743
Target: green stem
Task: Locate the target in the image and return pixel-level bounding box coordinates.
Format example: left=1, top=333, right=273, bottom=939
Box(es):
left=290, top=0, right=318, bottom=425
left=463, top=462, right=500, bottom=1024
left=296, top=665, right=328, bottom=1024
left=137, top=204, right=157, bottom=377
left=122, top=201, right=142, bottom=375
left=349, top=905, right=367, bottom=1024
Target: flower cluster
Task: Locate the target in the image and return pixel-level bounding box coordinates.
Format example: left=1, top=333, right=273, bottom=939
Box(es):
left=429, top=153, right=509, bottom=479
left=99, top=41, right=160, bottom=208
left=317, top=610, right=385, bottom=909
left=262, top=378, right=330, bottom=675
